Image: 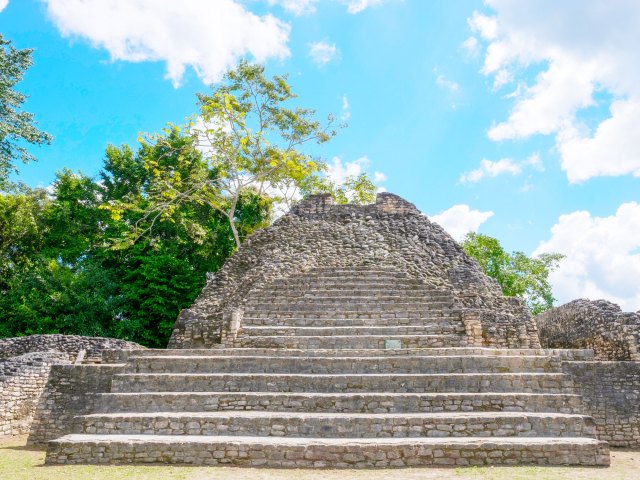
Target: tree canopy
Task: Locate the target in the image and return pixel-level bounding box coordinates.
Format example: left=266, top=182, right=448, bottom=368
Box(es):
left=0, top=132, right=271, bottom=346
left=0, top=34, right=52, bottom=190
left=103, top=61, right=376, bottom=249
left=460, top=232, right=564, bottom=315
left=0, top=60, right=379, bottom=346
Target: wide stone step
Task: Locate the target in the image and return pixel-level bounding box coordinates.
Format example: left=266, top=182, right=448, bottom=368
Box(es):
left=264, top=277, right=430, bottom=286
left=110, top=372, right=573, bottom=393
left=76, top=411, right=596, bottom=439
left=248, top=289, right=453, bottom=303
left=290, top=269, right=410, bottom=276
left=103, top=348, right=595, bottom=364
left=243, top=303, right=455, bottom=313
left=251, top=291, right=453, bottom=299
left=269, top=277, right=427, bottom=284
left=46, top=435, right=610, bottom=467
left=272, top=272, right=414, bottom=280
left=126, top=355, right=561, bottom=375
left=240, top=325, right=466, bottom=337
left=235, top=334, right=465, bottom=349
left=294, top=267, right=406, bottom=274
left=243, top=312, right=458, bottom=321
left=244, top=302, right=456, bottom=311
left=242, top=316, right=462, bottom=327
left=246, top=297, right=454, bottom=305
left=95, top=392, right=585, bottom=414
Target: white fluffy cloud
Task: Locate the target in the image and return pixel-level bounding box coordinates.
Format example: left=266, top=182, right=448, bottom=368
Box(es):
left=534, top=202, right=640, bottom=311
left=0, top=0, right=8, bottom=13
left=373, top=171, right=387, bottom=183
left=340, top=0, right=385, bottom=14
left=327, top=156, right=368, bottom=183
left=267, top=0, right=318, bottom=16
left=308, top=41, right=338, bottom=66
left=430, top=204, right=494, bottom=241
left=326, top=156, right=387, bottom=190
left=43, top=0, right=290, bottom=87
left=341, top=94, right=351, bottom=121
left=459, top=158, right=521, bottom=183
left=435, top=74, right=460, bottom=93
left=471, top=0, right=640, bottom=182
left=461, top=36, right=480, bottom=58
left=460, top=153, right=543, bottom=183
left=269, top=0, right=384, bottom=15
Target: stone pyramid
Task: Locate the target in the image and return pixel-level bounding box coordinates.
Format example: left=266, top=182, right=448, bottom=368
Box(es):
left=45, top=193, right=609, bottom=467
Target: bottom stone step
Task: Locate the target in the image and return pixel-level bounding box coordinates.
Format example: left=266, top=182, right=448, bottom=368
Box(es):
left=46, top=434, right=610, bottom=467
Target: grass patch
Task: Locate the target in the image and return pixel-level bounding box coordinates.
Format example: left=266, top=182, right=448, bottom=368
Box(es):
left=1, top=436, right=637, bottom=480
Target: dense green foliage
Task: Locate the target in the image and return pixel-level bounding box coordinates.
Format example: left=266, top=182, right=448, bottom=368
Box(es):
left=461, top=232, right=564, bottom=315
left=0, top=58, right=377, bottom=347
left=0, top=34, right=52, bottom=190
left=0, top=132, right=270, bottom=347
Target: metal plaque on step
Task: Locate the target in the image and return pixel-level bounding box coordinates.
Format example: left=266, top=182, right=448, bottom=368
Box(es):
left=385, top=339, right=402, bottom=349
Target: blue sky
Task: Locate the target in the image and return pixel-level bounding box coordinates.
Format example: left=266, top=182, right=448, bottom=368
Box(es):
left=2, top=0, right=639, bottom=310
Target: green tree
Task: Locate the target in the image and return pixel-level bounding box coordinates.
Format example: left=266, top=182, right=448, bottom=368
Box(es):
left=113, top=62, right=338, bottom=248
left=0, top=34, right=52, bottom=189
left=0, top=132, right=272, bottom=345
left=107, top=62, right=381, bottom=249
left=461, top=232, right=564, bottom=315
left=0, top=257, right=121, bottom=338
left=0, top=186, right=49, bottom=289
left=302, top=172, right=377, bottom=205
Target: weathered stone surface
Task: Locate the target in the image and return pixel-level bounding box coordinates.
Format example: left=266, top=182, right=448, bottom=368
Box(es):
left=44, top=346, right=610, bottom=467
left=169, top=193, right=540, bottom=349
left=45, top=435, right=610, bottom=467
left=536, top=299, right=640, bottom=360
left=27, top=364, right=124, bottom=446
left=94, top=391, right=586, bottom=414
left=0, top=334, right=143, bottom=439
left=36, top=194, right=629, bottom=468
left=0, top=334, right=143, bottom=362
left=0, top=352, right=69, bottom=436
left=563, top=361, right=640, bottom=447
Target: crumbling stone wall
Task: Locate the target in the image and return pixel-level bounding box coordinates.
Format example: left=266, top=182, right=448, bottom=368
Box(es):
left=536, top=299, right=640, bottom=360
left=0, top=334, right=143, bottom=363
left=564, top=361, right=640, bottom=447
left=0, top=334, right=143, bottom=438
left=27, top=364, right=123, bottom=446
left=0, top=352, right=69, bottom=436
left=170, top=193, right=539, bottom=349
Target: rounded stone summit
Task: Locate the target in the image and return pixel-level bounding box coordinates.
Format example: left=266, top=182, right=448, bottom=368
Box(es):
left=169, top=192, right=540, bottom=349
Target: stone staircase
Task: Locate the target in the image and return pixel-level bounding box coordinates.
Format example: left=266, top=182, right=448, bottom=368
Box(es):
left=45, top=267, right=610, bottom=467
left=230, top=267, right=468, bottom=349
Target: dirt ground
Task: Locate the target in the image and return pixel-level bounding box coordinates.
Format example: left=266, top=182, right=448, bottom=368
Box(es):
left=2, top=435, right=638, bottom=480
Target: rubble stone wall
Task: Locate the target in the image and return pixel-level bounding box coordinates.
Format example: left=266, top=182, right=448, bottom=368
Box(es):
left=0, top=334, right=142, bottom=438
left=537, top=299, right=640, bottom=360
left=564, top=361, right=640, bottom=447
left=27, top=364, right=124, bottom=446
left=0, top=352, right=69, bottom=436
left=0, top=334, right=143, bottom=362
left=170, top=193, right=539, bottom=349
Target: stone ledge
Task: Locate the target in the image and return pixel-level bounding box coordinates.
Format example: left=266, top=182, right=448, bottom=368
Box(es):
left=45, top=434, right=610, bottom=467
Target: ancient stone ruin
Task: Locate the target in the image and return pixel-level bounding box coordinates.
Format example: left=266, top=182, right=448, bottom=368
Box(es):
left=0, top=335, right=142, bottom=437
left=170, top=192, right=540, bottom=350
left=536, top=300, right=640, bottom=446
left=537, top=299, right=640, bottom=361
left=16, top=193, right=640, bottom=467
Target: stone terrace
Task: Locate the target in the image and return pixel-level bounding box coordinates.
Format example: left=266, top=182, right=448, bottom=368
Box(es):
left=46, top=267, right=608, bottom=467
left=43, top=194, right=610, bottom=468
